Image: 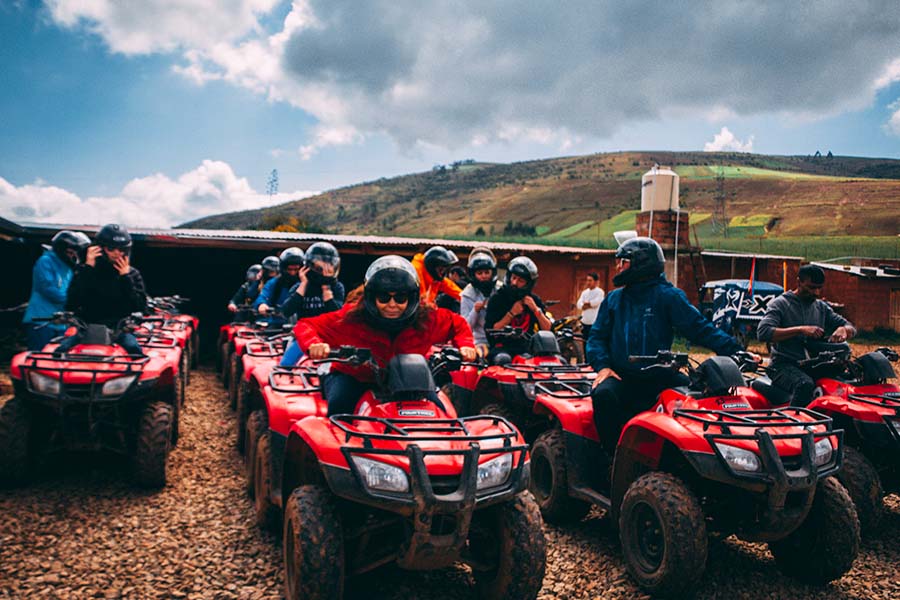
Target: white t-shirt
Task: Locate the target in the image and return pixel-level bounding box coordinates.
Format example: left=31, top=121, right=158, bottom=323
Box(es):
left=577, top=286, right=605, bottom=325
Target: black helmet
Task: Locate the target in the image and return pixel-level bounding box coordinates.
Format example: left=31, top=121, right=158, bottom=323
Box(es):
left=613, top=237, right=665, bottom=286
left=245, top=264, right=262, bottom=283
left=504, top=256, right=538, bottom=297
left=279, top=247, right=305, bottom=268
left=423, top=246, right=459, bottom=280
left=305, top=242, right=341, bottom=286
left=467, top=247, right=497, bottom=296
left=95, top=224, right=132, bottom=253
left=51, top=230, right=91, bottom=266
left=261, top=255, right=280, bottom=278
left=363, top=255, right=420, bottom=333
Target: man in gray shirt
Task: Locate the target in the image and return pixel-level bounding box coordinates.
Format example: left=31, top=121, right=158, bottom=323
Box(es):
left=757, top=265, right=855, bottom=406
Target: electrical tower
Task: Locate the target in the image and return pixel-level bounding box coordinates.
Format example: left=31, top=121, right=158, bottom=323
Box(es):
left=266, top=169, right=279, bottom=201
left=713, top=165, right=727, bottom=237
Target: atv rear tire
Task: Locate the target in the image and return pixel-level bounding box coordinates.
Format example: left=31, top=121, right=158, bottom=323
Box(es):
left=530, top=428, right=591, bottom=524
left=283, top=484, right=345, bottom=600
left=181, top=344, right=191, bottom=387
left=836, top=446, right=883, bottom=535
left=768, top=476, right=859, bottom=584
left=0, top=395, right=31, bottom=487
left=254, top=433, right=280, bottom=532
left=134, top=401, right=173, bottom=488
left=245, top=410, right=267, bottom=497
left=469, top=491, right=546, bottom=600
left=228, top=352, right=241, bottom=411
left=190, top=330, right=199, bottom=368
left=619, top=472, right=708, bottom=596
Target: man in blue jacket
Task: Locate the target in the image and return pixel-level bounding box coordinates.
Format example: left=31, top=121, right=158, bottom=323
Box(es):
left=22, top=231, right=91, bottom=350
left=586, top=237, right=744, bottom=453
left=254, top=247, right=305, bottom=319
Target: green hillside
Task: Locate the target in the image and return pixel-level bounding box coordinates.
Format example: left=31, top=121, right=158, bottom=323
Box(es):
left=181, top=151, right=900, bottom=259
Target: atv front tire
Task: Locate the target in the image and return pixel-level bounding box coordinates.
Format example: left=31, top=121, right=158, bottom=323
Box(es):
left=254, top=433, right=280, bottom=532
left=0, top=395, right=31, bottom=486
left=469, top=491, right=546, bottom=600
left=835, top=446, right=883, bottom=535
left=228, top=352, right=241, bottom=411
left=530, top=428, right=591, bottom=524
left=619, top=472, right=708, bottom=596
left=236, top=378, right=253, bottom=454
left=220, top=341, right=231, bottom=388
left=283, top=484, right=345, bottom=600
left=134, top=401, right=173, bottom=488
left=245, top=410, right=267, bottom=497
left=480, top=403, right=530, bottom=441
left=768, top=476, right=860, bottom=584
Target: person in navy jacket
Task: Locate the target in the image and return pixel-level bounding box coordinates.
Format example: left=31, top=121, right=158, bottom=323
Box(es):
left=586, top=237, right=743, bottom=453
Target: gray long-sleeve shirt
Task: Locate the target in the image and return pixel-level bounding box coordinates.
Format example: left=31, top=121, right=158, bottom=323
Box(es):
left=757, top=292, right=852, bottom=364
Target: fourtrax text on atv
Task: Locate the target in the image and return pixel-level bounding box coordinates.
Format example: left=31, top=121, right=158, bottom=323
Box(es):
left=247, top=346, right=547, bottom=600
left=524, top=349, right=859, bottom=596
left=753, top=341, right=900, bottom=534
left=0, top=312, right=184, bottom=488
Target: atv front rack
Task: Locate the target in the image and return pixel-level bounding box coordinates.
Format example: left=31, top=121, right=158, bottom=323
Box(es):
left=501, top=363, right=594, bottom=374
left=675, top=406, right=843, bottom=507
left=245, top=338, right=288, bottom=357
left=268, top=365, right=320, bottom=393
left=19, top=352, right=149, bottom=403
left=534, top=378, right=593, bottom=399
left=330, top=414, right=522, bottom=449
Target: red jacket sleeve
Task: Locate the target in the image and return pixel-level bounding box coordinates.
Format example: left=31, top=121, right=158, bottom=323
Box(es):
left=434, top=307, right=474, bottom=349
left=293, top=304, right=349, bottom=351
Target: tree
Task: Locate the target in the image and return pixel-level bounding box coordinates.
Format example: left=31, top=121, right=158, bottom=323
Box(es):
left=266, top=169, right=279, bottom=201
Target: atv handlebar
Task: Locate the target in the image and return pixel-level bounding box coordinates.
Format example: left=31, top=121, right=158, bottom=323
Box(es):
left=628, top=350, right=690, bottom=369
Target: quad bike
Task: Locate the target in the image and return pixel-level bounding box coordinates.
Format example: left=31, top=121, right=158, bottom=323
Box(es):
left=468, top=329, right=595, bottom=440
left=249, top=346, right=547, bottom=599
left=525, top=350, right=859, bottom=596
left=218, top=310, right=285, bottom=393
left=227, top=324, right=291, bottom=411
left=752, top=342, right=900, bottom=534
left=234, top=336, right=291, bottom=455
left=0, top=312, right=182, bottom=488
left=148, top=295, right=200, bottom=370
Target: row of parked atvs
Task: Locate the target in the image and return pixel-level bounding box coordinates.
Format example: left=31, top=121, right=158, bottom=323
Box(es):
left=1, top=297, right=198, bottom=489
left=217, top=314, right=900, bottom=599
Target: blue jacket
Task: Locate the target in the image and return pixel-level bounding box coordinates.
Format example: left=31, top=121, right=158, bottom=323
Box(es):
left=586, top=275, right=742, bottom=376
left=23, top=249, right=73, bottom=323
left=253, top=276, right=295, bottom=311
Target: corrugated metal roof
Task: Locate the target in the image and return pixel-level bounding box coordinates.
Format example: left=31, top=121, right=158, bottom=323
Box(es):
left=812, top=261, right=900, bottom=279
left=16, top=221, right=615, bottom=256
left=701, top=249, right=804, bottom=260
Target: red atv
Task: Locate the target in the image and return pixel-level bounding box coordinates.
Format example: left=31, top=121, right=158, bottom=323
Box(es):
left=148, top=295, right=200, bottom=371
left=468, top=329, right=596, bottom=439
left=753, top=343, right=900, bottom=534
left=248, top=346, right=546, bottom=599
left=0, top=312, right=182, bottom=488
left=233, top=336, right=290, bottom=455
left=526, top=350, right=859, bottom=596
left=219, top=311, right=286, bottom=396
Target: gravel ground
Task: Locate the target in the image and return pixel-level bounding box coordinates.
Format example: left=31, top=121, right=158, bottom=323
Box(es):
left=1, top=364, right=899, bottom=599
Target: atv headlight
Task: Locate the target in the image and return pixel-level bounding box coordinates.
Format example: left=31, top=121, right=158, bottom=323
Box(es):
left=813, top=437, right=834, bottom=467
left=101, top=375, right=137, bottom=396
left=520, top=381, right=537, bottom=401
left=715, top=443, right=761, bottom=473
left=351, top=456, right=409, bottom=493
left=477, top=453, right=513, bottom=490
left=29, top=372, right=60, bottom=396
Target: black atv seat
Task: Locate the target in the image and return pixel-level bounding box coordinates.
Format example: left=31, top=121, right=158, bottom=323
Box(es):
left=83, top=324, right=112, bottom=346
left=750, top=377, right=791, bottom=406
left=529, top=331, right=561, bottom=356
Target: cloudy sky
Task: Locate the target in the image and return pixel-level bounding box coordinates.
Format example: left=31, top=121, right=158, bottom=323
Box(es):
left=2, top=0, right=900, bottom=227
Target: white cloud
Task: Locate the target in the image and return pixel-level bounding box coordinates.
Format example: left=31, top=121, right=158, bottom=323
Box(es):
left=886, top=100, right=900, bottom=137
left=704, top=127, right=754, bottom=152
left=44, top=1, right=900, bottom=154
left=0, top=160, right=316, bottom=227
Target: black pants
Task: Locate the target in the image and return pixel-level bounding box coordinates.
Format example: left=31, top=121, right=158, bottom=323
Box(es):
left=769, top=364, right=816, bottom=407
left=591, top=370, right=690, bottom=453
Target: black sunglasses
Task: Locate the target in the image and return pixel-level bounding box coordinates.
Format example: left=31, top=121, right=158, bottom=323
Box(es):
left=375, top=292, right=410, bottom=304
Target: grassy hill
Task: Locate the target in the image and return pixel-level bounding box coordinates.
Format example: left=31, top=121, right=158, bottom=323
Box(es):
left=181, top=151, right=900, bottom=259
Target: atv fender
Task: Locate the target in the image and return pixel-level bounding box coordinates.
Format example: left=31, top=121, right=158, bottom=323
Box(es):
left=533, top=395, right=600, bottom=442
left=263, top=388, right=326, bottom=438
left=282, top=420, right=347, bottom=506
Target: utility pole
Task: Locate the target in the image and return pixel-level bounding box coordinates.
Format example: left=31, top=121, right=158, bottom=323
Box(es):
left=266, top=169, right=279, bottom=202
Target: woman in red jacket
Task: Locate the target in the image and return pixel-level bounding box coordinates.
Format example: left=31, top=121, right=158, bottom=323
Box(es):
left=294, top=255, right=477, bottom=416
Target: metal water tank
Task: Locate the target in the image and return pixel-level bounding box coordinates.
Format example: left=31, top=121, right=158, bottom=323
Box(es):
left=640, top=165, right=680, bottom=212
